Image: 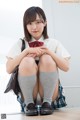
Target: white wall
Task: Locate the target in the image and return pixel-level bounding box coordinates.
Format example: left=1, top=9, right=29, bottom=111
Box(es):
left=0, top=0, right=42, bottom=55
left=0, top=0, right=42, bottom=112
left=42, top=0, right=80, bottom=107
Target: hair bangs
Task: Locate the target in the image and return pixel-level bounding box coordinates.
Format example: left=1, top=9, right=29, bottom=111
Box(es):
left=26, top=12, right=37, bottom=25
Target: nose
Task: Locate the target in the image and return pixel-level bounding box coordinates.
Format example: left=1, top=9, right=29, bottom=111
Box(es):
left=32, top=23, right=37, bottom=30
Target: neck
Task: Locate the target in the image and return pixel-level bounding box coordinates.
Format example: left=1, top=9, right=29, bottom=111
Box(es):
left=32, top=36, right=43, bottom=41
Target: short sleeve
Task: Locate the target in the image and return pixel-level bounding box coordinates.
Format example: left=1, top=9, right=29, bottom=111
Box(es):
left=55, top=41, right=71, bottom=59
left=6, top=40, right=22, bottom=59
left=6, top=39, right=29, bottom=59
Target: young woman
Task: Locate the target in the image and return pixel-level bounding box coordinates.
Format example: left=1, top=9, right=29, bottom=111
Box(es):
left=6, top=6, right=71, bottom=116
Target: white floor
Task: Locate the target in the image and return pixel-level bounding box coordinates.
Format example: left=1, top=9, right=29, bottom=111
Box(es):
left=0, top=107, right=80, bottom=120
left=0, top=105, right=21, bottom=114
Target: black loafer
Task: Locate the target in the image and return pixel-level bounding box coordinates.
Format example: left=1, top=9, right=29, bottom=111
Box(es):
left=40, top=102, right=54, bottom=115
left=26, top=103, right=38, bottom=116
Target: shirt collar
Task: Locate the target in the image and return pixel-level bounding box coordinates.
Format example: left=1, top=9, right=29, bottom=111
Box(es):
left=31, top=36, right=44, bottom=42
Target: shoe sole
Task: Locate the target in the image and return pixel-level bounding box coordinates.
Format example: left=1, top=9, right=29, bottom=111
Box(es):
left=26, top=111, right=38, bottom=116
left=40, top=109, right=53, bottom=115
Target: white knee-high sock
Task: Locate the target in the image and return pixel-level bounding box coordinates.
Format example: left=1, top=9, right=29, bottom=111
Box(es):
left=18, top=75, right=36, bottom=106
left=39, top=71, right=58, bottom=104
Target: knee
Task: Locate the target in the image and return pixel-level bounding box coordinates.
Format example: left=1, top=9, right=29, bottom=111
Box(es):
left=19, top=57, right=36, bottom=71
left=40, top=54, right=56, bottom=68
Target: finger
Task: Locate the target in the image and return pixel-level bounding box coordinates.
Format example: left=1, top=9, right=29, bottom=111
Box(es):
left=27, top=53, right=34, bottom=56
left=40, top=46, right=47, bottom=49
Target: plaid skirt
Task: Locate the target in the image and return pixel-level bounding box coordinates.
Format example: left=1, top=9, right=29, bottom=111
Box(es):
left=17, top=80, right=67, bottom=112
left=51, top=81, right=67, bottom=109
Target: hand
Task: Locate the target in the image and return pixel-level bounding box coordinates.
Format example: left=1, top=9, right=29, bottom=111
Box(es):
left=28, top=47, right=45, bottom=56
left=27, top=53, right=37, bottom=58
left=40, top=46, right=50, bottom=55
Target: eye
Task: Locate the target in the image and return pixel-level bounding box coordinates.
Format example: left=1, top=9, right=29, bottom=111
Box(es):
left=27, top=22, right=32, bottom=25
left=29, top=22, right=32, bottom=25
left=36, top=21, right=42, bottom=24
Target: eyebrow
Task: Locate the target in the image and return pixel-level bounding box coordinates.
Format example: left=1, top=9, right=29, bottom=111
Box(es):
left=35, top=19, right=44, bottom=22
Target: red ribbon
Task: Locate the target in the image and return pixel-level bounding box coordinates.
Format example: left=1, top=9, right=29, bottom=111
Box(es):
left=28, top=41, right=44, bottom=47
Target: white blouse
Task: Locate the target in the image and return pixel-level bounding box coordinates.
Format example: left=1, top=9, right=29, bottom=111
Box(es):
left=7, top=37, right=71, bottom=60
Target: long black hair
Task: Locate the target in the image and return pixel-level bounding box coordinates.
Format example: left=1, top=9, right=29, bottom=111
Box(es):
left=23, top=6, right=48, bottom=42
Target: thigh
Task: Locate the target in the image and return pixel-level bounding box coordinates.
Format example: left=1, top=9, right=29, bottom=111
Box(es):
left=52, top=81, right=59, bottom=101
left=33, top=80, right=39, bottom=100
left=33, top=69, right=39, bottom=100
left=38, top=79, right=44, bottom=99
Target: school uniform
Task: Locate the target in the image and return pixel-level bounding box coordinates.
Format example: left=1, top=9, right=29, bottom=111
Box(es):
left=7, top=36, right=70, bottom=59
left=6, top=36, right=71, bottom=112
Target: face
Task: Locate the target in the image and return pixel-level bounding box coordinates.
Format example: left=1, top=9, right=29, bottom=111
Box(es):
left=26, top=14, right=46, bottom=40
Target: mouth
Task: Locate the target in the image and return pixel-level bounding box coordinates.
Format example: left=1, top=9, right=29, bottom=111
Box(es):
left=32, top=31, right=38, bottom=33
